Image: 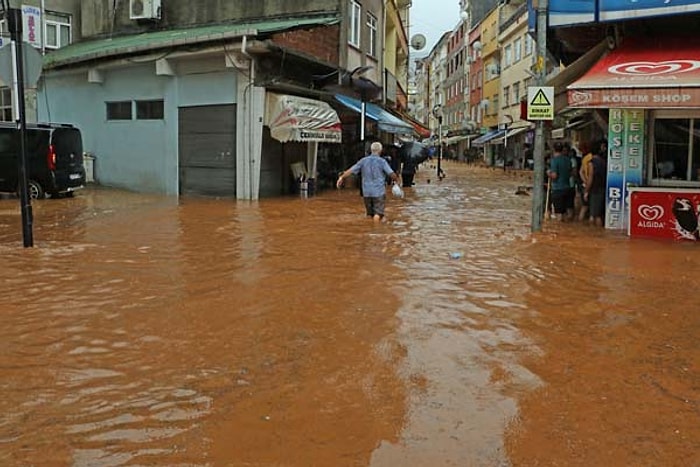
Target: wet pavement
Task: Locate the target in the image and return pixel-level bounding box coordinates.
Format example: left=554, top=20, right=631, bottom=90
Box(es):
left=1, top=162, right=698, bottom=466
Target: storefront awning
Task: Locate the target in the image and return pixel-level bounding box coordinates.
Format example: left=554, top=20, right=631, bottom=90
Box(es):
left=568, top=37, right=700, bottom=109
left=472, top=129, right=506, bottom=146
left=265, top=93, right=342, bottom=143
left=395, top=111, right=431, bottom=138
left=334, top=94, right=415, bottom=135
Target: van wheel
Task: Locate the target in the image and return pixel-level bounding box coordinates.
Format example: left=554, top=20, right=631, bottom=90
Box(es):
left=27, top=180, right=45, bottom=200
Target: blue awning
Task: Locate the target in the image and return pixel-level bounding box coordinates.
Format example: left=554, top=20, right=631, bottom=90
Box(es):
left=334, top=94, right=414, bottom=135
left=472, top=129, right=506, bottom=146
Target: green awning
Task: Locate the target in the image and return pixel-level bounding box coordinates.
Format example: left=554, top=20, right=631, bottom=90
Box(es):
left=44, top=14, right=340, bottom=69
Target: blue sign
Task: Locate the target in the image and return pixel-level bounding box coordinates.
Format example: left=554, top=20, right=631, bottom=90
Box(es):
left=599, top=0, right=700, bottom=21
left=549, top=0, right=596, bottom=27
left=546, top=0, right=700, bottom=27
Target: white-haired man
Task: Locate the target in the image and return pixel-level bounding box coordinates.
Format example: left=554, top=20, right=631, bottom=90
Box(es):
left=337, top=141, right=399, bottom=221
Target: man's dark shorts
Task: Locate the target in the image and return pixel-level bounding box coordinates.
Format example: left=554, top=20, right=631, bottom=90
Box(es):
left=551, top=188, right=574, bottom=214
left=589, top=191, right=605, bottom=218
left=364, top=195, right=386, bottom=217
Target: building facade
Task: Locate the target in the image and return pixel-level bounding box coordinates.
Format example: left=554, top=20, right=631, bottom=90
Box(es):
left=26, top=0, right=415, bottom=199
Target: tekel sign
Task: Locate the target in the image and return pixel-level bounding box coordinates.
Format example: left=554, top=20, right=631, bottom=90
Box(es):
left=527, top=86, right=554, bottom=120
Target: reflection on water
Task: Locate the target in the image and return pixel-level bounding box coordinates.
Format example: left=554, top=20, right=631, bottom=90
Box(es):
left=1, top=164, right=698, bottom=466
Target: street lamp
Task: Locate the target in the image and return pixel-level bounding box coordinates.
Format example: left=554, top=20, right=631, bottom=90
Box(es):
left=432, top=104, right=445, bottom=179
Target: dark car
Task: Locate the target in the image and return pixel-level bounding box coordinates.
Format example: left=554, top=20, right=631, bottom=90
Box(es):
left=0, top=122, right=85, bottom=199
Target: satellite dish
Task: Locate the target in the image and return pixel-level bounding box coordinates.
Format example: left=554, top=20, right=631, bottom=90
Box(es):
left=472, top=40, right=483, bottom=51
left=410, top=34, right=427, bottom=51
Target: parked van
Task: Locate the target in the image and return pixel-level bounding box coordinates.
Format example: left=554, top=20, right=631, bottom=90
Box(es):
left=0, top=122, right=86, bottom=199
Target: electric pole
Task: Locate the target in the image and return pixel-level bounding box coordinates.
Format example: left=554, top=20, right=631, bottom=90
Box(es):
left=6, top=7, right=34, bottom=247
left=531, top=0, right=548, bottom=232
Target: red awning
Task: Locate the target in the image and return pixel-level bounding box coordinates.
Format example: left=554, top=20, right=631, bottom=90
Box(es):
left=394, top=111, right=431, bottom=138
left=568, top=37, right=700, bottom=109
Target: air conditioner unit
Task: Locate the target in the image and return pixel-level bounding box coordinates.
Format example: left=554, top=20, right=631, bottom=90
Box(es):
left=130, top=0, right=161, bottom=20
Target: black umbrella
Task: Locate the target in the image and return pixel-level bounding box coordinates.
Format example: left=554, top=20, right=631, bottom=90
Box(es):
left=399, top=141, right=431, bottom=165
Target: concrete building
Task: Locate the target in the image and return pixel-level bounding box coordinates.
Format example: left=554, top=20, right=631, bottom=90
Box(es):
left=30, top=0, right=414, bottom=199
left=497, top=0, right=534, bottom=168
left=0, top=0, right=81, bottom=122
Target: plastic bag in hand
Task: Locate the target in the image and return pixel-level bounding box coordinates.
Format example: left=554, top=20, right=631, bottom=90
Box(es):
left=391, top=183, right=404, bottom=198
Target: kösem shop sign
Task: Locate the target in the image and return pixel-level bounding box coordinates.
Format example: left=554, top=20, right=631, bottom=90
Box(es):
left=629, top=188, right=700, bottom=241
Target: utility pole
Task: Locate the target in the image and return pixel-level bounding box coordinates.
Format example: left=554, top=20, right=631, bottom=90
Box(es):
left=7, top=7, right=34, bottom=247
left=531, top=0, right=548, bottom=232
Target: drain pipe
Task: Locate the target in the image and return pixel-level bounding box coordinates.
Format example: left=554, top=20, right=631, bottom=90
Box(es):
left=241, top=35, right=255, bottom=200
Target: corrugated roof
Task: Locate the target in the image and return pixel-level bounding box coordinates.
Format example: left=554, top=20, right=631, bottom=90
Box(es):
left=44, top=14, right=340, bottom=69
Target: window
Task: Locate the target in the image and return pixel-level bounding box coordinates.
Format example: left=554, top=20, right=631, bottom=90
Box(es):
left=106, top=101, right=132, bottom=120
left=349, top=1, right=361, bottom=48
left=503, top=86, right=510, bottom=107
left=513, top=81, right=520, bottom=104
left=504, top=45, right=512, bottom=68
left=0, top=87, right=12, bottom=122
left=492, top=95, right=499, bottom=115
left=136, top=100, right=164, bottom=120
left=525, top=34, right=533, bottom=55
left=366, top=12, right=378, bottom=57
left=651, top=117, right=700, bottom=182
left=45, top=11, right=72, bottom=49
left=514, top=38, right=522, bottom=62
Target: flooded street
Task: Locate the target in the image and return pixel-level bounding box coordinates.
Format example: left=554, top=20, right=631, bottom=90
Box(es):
left=1, top=162, right=698, bottom=466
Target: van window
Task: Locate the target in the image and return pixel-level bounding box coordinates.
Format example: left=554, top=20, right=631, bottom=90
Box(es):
left=52, top=128, right=82, bottom=156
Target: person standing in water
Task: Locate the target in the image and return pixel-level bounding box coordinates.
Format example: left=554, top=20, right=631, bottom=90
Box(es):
left=337, top=142, right=399, bottom=222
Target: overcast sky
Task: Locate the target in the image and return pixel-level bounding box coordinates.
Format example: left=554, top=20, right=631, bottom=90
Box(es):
left=409, top=0, right=462, bottom=55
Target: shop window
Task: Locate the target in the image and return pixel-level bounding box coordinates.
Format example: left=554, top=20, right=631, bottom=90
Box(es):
left=136, top=100, right=164, bottom=120
left=0, top=87, right=12, bottom=121
left=349, top=1, right=361, bottom=48
left=651, top=117, right=700, bottom=183
left=106, top=101, right=132, bottom=120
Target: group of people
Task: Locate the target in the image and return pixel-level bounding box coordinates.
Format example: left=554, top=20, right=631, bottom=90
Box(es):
left=546, top=139, right=608, bottom=226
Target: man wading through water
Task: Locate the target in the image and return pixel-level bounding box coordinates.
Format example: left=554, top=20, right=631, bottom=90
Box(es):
left=337, top=142, right=400, bottom=222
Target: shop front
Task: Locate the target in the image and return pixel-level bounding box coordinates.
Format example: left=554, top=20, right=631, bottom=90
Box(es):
left=568, top=36, right=700, bottom=241
left=262, top=93, right=342, bottom=196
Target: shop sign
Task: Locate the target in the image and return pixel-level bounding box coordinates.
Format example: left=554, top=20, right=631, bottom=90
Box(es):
left=21, top=5, right=42, bottom=49
left=629, top=189, right=700, bottom=241
left=569, top=88, right=700, bottom=109
left=606, top=109, right=645, bottom=230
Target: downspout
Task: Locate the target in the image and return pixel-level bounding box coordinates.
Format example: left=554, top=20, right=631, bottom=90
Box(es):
left=40, top=0, right=45, bottom=55
left=382, top=0, right=388, bottom=107
left=241, top=35, right=255, bottom=200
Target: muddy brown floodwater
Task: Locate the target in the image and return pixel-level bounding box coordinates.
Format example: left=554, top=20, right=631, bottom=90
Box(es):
left=0, top=162, right=698, bottom=466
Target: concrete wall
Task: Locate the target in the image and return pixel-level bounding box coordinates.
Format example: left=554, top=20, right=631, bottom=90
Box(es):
left=38, top=57, right=237, bottom=195
left=82, top=0, right=341, bottom=38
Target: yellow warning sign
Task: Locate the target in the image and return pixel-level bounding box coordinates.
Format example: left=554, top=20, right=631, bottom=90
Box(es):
left=527, top=86, right=554, bottom=120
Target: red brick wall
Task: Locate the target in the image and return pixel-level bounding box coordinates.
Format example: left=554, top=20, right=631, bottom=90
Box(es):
left=270, top=24, right=340, bottom=66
